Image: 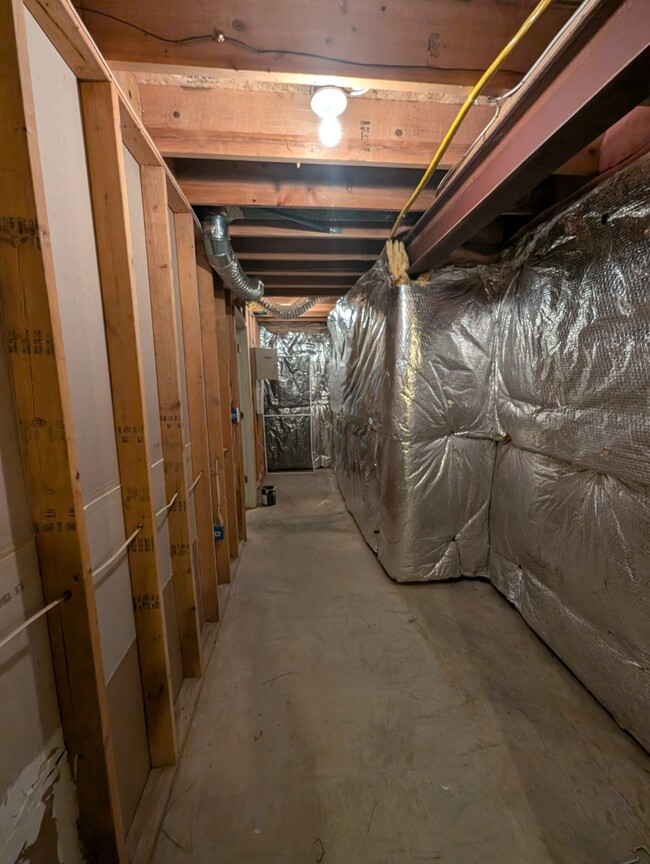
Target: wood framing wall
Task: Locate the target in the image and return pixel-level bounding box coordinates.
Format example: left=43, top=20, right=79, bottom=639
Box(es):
left=0, top=0, right=249, bottom=861
left=247, top=309, right=268, bottom=488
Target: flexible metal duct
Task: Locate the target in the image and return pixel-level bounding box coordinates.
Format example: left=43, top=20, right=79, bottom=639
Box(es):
left=202, top=211, right=264, bottom=302
left=256, top=295, right=323, bottom=319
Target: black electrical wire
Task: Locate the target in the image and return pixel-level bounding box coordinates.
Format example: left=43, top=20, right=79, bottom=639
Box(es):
left=77, top=7, right=524, bottom=76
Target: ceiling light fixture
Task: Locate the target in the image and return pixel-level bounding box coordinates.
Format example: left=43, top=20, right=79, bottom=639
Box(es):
left=310, top=86, right=347, bottom=148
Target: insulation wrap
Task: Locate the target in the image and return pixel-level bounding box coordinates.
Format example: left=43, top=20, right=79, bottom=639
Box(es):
left=329, top=153, right=650, bottom=752
left=260, top=327, right=333, bottom=471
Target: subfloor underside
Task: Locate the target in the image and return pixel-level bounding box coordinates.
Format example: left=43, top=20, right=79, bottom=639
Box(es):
left=153, top=470, right=650, bottom=864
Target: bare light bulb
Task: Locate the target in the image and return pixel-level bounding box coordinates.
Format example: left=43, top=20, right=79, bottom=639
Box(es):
left=319, top=115, right=342, bottom=148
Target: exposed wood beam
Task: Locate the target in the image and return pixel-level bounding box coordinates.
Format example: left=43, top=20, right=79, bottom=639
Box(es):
left=113, top=68, right=142, bottom=118
left=213, top=286, right=239, bottom=562
left=229, top=224, right=391, bottom=240
left=241, top=264, right=377, bottom=278
left=139, top=164, right=203, bottom=678
left=238, top=252, right=377, bottom=263
left=110, top=60, right=481, bottom=98
left=406, top=0, right=650, bottom=273
left=196, top=254, right=231, bottom=585
left=174, top=212, right=220, bottom=622
left=75, top=0, right=578, bottom=89
left=81, top=82, right=180, bottom=763
left=225, top=296, right=246, bottom=542
left=229, top=221, right=503, bottom=247
left=232, top=237, right=383, bottom=256
left=139, top=82, right=497, bottom=168
left=26, top=0, right=197, bottom=217
left=1, top=3, right=124, bottom=857
left=261, top=286, right=349, bottom=297
left=26, top=0, right=106, bottom=79
left=173, top=159, right=586, bottom=212
left=179, top=162, right=437, bottom=211
left=253, top=273, right=360, bottom=285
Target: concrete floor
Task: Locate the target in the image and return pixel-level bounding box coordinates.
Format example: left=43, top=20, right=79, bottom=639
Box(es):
left=153, top=471, right=650, bottom=864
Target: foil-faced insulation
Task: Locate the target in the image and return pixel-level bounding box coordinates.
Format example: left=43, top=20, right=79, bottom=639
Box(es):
left=260, top=327, right=333, bottom=471
left=329, top=153, right=650, bottom=752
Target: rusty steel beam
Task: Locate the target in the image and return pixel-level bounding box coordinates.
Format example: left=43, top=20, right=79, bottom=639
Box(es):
left=405, top=0, right=650, bottom=274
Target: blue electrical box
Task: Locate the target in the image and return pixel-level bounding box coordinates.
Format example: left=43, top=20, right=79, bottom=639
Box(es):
left=214, top=524, right=225, bottom=541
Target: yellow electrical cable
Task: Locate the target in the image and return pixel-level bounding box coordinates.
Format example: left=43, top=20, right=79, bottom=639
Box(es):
left=389, top=0, right=555, bottom=239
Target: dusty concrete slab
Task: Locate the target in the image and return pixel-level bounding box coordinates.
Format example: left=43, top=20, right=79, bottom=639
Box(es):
left=153, top=470, right=650, bottom=864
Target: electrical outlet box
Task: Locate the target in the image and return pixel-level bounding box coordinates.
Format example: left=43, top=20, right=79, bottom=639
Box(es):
left=252, top=347, right=279, bottom=380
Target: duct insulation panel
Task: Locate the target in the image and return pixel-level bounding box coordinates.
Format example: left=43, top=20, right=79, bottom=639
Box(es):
left=328, top=153, right=650, bottom=753
left=260, top=327, right=333, bottom=471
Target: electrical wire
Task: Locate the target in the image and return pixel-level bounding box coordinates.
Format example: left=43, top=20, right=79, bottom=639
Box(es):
left=93, top=524, right=143, bottom=581
left=388, top=0, right=556, bottom=238
left=155, top=490, right=178, bottom=519
left=0, top=592, right=71, bottom=652
left=187, top=471, right=204, bottom=494
left=431, top=0, right=585, bottom=205
left=76, top=7, right=526, bottom=76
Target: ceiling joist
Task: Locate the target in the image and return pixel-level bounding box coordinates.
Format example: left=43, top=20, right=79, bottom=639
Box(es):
left=75, top=0, right=579, bottom=89
left=138, top=81, right=598, bottom=174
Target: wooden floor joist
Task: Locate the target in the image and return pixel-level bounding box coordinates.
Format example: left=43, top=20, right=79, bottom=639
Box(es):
left=137, top=82, right=497, bottom=168
left=176, top=160, right=442, bottom=211
left=139, top=163, right=204, bottom=678
left=80, top=80, right=179, bottom=765
left=78, top=0, right=577, bottom=89
left=0, top=3, right=124, bottom=858
left=174, top=212, right=220, bottom=622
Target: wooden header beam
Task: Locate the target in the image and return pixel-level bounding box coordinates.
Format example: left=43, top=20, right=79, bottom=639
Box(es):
left=137, top=82, right=496, bottom=169
left=174, top=159, right=583, bottom=213
left=75, top=0, right=577, bottom=89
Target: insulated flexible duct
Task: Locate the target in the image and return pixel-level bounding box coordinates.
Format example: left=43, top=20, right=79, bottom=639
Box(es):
left=202, top=211, right=264, bottom=301
left=256, top=295, right=323, bottom=319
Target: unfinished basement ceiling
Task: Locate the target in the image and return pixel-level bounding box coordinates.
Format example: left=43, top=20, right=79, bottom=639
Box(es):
left=77, top=0, right=627, bottom=313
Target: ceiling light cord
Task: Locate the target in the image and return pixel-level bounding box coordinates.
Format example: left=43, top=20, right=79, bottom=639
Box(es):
left=76, top=8, right=526, bottom=76
left=388, top=0, right=556, bottom=239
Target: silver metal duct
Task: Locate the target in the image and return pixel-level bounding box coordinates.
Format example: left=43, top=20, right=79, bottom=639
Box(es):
left=202, top=211, right=264, bottom=302
left=257, top=295, right=323, bottom=319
